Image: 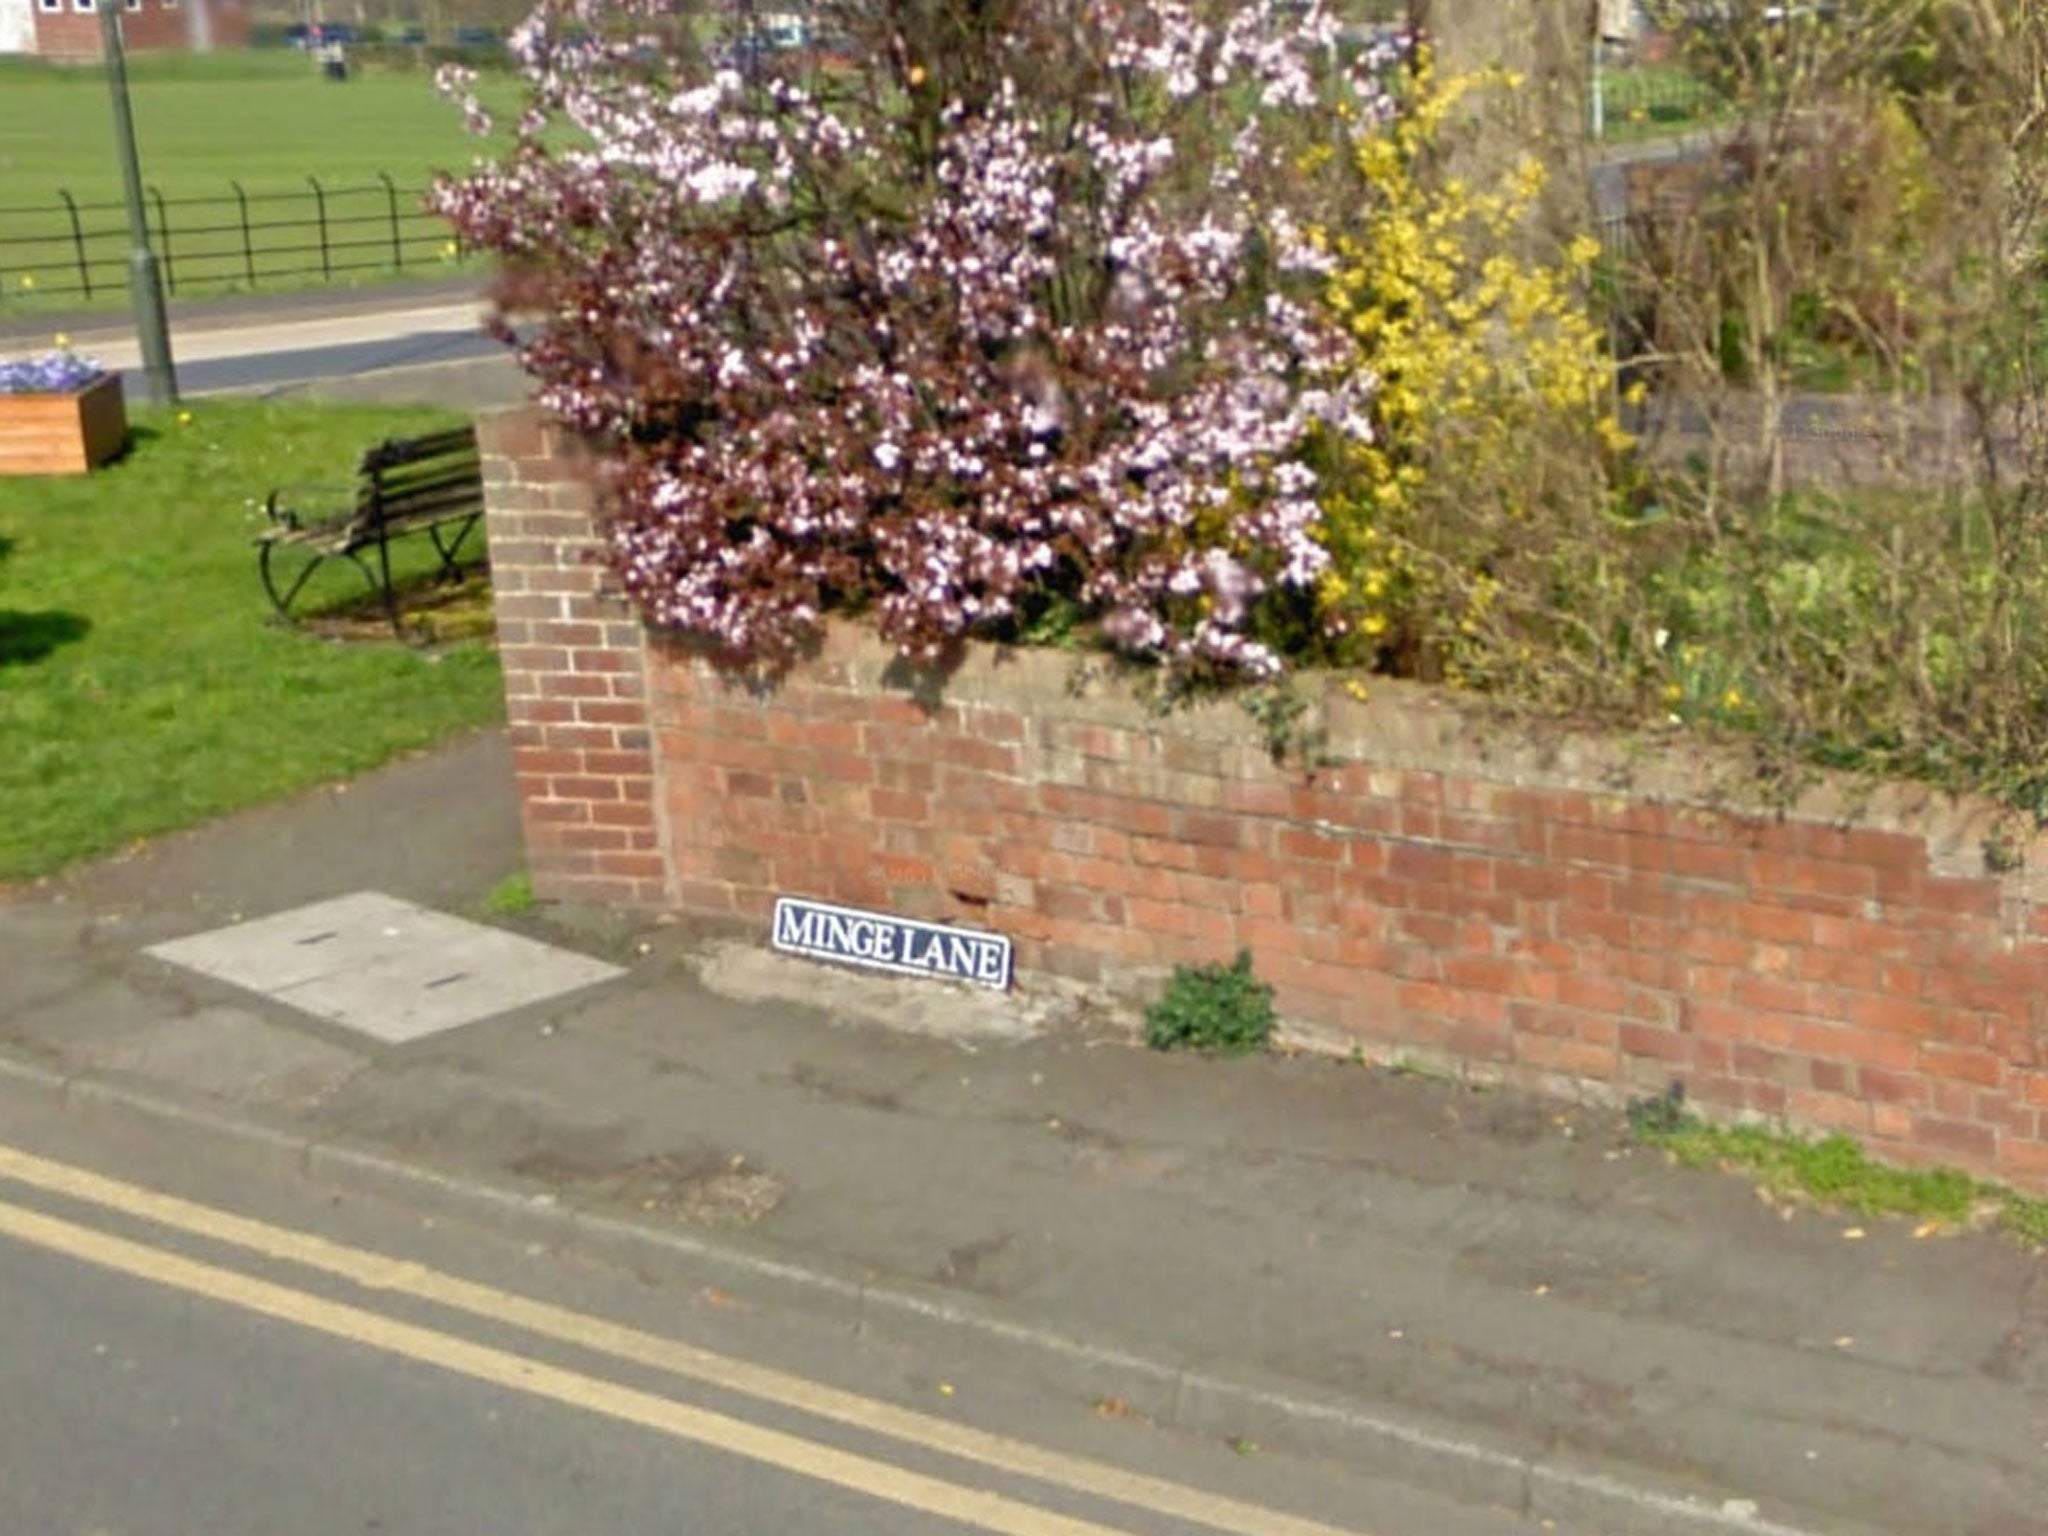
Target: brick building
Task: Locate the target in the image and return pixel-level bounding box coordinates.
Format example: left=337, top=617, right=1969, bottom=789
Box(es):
left=0, top=0, right=248, bottom=60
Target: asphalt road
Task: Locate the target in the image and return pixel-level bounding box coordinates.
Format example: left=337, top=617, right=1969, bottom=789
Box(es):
left=0, top=1094, right=1563, bottom=1536
left=0, top=1237, right=925, bottom=1536
left=138, top=325, right=504, bottom=398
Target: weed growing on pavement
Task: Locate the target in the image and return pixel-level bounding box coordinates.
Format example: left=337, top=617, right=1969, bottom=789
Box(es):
left=1999, top=1193, right=2048, bottom=1248
left=1627, top=1101, right=2048, bottom=1248
left=1144, top=950, right=1275, bottom=1057
left=1625, top=1079, right=1689, bottom=1136
left=482, top=871, right=535, bottom=916
left=1385, top=1053, right=1461, bottom=1086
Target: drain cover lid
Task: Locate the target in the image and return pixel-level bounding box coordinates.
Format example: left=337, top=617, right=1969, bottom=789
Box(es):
left=146, top=891, right=624, bottom=1043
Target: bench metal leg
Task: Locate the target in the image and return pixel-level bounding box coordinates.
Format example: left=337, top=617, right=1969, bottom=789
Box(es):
left=375, top=530, right=402, bottom=637
left=370, top=524, right=478, bottom=641
left=426, top=512, right=483, bottom=582
left=258, top=542, right=379, bottom=627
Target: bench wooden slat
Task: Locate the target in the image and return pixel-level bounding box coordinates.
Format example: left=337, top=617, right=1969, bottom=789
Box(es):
left=369, top=486, right=486, bottom=523
left=370, top=461, right=482, bottom=499
left=359, top=426, right=478, bottom=469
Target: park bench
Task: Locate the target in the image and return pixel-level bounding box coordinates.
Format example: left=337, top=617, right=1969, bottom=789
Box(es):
left=255, top=424, right=486, bottom=635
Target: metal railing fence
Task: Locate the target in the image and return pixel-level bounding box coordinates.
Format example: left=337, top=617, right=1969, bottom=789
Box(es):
left=0, top=175, right=461, bottom=304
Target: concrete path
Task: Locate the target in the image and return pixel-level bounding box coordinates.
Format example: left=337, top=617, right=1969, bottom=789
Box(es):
left=0, top=276, right=523, bottom=407
left=33, top=298, right=485, bottom=370
left=0, top=275, right=483, bottom=352
left=0, top=731, right=2041, bottom=1536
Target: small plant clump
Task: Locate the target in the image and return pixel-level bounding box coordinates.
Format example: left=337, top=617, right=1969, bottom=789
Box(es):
left=482, top=870, right=537, bottom=916
left=1144, top=948, right=1276, bottom=1055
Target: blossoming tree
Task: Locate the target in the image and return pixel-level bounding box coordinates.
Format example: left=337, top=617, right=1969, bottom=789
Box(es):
left=436, top=0, right=1397, bottom=678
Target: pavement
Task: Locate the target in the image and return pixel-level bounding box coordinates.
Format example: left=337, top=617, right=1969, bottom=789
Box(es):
left=0, top=729, right=2042, bottom=1536
left=0, top=275, right=484, bottom=353
left=0, top=275, right=525, bottom=408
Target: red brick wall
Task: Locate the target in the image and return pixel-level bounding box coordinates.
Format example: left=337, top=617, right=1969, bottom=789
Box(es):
left=477, top=412, right=669, bottom=908
left=34, top=1, right=248, bottom=59
left=481, top=409, right=2048, bottom=1193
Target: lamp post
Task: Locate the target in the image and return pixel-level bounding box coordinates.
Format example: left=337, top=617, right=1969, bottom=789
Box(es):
left=98, top=0, right=179, bottom=406
left=1590, top=7, right=1606, bottom=141
left=1591, top=35, right=1605, bottom=139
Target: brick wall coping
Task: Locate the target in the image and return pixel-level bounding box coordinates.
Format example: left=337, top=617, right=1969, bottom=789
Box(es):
left=811, top=628, right=2034, bottom=898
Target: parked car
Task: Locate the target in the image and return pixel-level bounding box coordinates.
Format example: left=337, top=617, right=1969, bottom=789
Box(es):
left=708, top=12, right=817, bottom=70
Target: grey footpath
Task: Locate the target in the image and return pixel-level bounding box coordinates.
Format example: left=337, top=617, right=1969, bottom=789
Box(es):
left=0, top=731, right=2041, bottom=1536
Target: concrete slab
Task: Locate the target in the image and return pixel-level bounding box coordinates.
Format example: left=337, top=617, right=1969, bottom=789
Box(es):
left=145, top=892, right=623, bottom=1044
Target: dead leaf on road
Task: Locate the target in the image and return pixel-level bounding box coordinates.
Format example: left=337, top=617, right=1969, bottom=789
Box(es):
left=1090, top=1396, right=1142, bottom=1419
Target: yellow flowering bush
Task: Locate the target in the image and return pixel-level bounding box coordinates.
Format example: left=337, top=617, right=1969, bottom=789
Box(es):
left=1309, top=62, right=1643, bottom=697
left=1271, top=26, right=2048, bottom=822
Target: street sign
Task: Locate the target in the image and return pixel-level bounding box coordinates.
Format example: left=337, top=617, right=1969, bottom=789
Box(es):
left=770, top=897, right=1013, bottom=992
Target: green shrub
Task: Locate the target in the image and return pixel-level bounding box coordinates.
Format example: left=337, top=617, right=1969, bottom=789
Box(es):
left=1144, top=950, right=1276, bottom=1056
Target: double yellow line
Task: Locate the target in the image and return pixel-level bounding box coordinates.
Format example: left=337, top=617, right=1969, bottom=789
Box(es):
left=0, top=1142, right=1367, bottom=1536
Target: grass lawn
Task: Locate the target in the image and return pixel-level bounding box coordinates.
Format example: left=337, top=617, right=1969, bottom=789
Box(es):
left=1599, top=63, right=1724, bottom=141
left=0, top=51, right=521, bottom=309
left=0, top=395, right=506, bottom=882
left=0, top=51, right=510, bottom=202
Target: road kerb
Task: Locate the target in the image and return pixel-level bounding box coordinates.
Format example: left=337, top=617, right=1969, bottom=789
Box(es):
left=0, top=1048, right=1836, bottom=1536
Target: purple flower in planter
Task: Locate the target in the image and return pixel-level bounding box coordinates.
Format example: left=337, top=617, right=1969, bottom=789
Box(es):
left=0, top=349, right=107, bottom=396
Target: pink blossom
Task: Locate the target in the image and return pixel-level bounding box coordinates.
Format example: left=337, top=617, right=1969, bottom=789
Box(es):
left=435, top=0, right=1391, bottom=678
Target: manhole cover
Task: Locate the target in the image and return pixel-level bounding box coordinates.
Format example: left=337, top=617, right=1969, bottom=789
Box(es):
left=145, top=891, right=624, bottom=1044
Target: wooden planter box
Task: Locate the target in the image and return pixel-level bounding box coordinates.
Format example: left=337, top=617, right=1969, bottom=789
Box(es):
left=0, top=372, right=128, bottom=475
